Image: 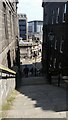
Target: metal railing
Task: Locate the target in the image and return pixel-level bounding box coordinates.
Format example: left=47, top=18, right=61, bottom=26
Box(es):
left=48, top=66, right=68, bottom=86
left=0, top=64, right=16, bottom=79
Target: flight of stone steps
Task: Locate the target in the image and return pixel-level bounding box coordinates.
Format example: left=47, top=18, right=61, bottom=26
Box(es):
left=4, top=85, right=66, bottom=118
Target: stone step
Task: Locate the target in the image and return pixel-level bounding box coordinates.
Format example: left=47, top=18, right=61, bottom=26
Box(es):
left=21, top=77, right=46, bottom=85
left=5, top=109, right=66, bottom=118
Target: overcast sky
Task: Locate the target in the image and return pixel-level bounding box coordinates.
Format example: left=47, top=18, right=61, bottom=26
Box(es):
left=17, top=0, right=43, bottom=21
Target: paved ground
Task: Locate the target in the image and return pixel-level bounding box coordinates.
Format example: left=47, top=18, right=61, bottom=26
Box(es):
left=3, top=76, right=68, bottom=118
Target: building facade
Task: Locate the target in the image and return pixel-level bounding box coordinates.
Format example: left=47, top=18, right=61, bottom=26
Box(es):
left=42, top=1, right=68, bottom=77
left=19, top=39, right=42, bottom=61
left=28, top=20, right=43, bottom=42
left=18, top=14, right=28, bottom=40
left=0, top=0, right=19, bottom=68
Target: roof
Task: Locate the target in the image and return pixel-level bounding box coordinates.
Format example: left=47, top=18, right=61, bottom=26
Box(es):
left=42, top=0, right=68, bottom=7
left=42, top=0, right=67, bottom=2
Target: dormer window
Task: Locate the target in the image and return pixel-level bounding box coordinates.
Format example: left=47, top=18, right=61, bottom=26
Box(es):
left=56, top=8, right=60, bottom=23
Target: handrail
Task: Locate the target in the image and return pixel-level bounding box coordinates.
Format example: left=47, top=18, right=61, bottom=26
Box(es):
left=0, top=64, right=16, bottom=75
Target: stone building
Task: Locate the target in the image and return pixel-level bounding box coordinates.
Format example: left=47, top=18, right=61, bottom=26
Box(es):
left=19, top=39, right=42, bottom=61
left=0, top=0, right=19, bottom=68
left=42, top=1, right=68, bottom=77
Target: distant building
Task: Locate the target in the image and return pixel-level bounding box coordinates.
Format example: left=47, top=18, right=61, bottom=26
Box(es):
left=42, top=1, right=68, bottom=76
left=0, top=0, right=19, bottom=68
left=28, top=20, right=43, bottom=42
left=19, top=40, right=32, bottom=59
left=18, top=14, right=28, bottom=40
left=19, top=39, right=42, bottom=61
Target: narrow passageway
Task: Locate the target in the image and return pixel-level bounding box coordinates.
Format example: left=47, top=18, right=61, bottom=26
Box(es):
left=1, top=0, right=68, bottom=119
left=4, top=76, right=67, bottom=118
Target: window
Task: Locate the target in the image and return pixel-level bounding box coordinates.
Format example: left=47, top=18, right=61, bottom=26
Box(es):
left=3, top=2, right=8, bottom=39
left=50, top=56, right=52, bottom=61
left=56, top=8, right=60, bottom=23
left=59, top=62, right=61, bottom=69
left=62, top=4, right=67, bottom=22
left=19, top=20, right=26, bottom=25
left=20, top=26, right=26, bottom=30
left=53, top=58, right=56, bottom=68
left=9, top=11, right=12, bottom=37
left=60, top=36, right=64, bottom=53
left=49, top=56, right=52, bottom=68
left=64, top=4, right=67, bottom=13
left=55, top=40, right=57, bottom=50
left=52, top=10, right=54, bottom=24
left=12, top=15, right=16, bottom=36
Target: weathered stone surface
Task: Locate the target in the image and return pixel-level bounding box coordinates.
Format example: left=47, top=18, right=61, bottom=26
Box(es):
left=0, top=0, right=18, bottom=67
left=0, top=78, right=16, bottom=106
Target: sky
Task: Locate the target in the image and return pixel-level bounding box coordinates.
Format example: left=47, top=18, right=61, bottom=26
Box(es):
left=17, top=0, right=43, bottom=21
